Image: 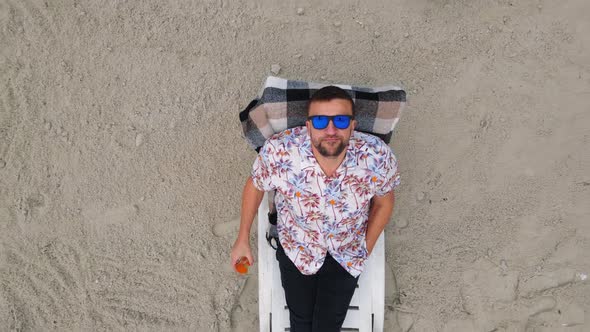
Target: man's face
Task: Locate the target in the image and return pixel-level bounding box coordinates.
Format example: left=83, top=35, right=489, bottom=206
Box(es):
left=306, top=99, right=356, bottom=159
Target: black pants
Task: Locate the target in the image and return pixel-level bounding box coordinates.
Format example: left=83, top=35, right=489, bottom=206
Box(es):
left=276, top=244, right=359, bottom=332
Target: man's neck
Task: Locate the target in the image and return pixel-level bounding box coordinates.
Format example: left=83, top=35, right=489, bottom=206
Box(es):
left=311, top=147, right=347, bottom=178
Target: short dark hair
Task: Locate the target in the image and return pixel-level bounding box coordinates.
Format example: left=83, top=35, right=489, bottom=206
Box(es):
left=307, top=86, right=355, bottom=117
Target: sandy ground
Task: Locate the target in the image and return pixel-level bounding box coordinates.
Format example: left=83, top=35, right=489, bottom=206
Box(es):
left=1, top=0, right=589, bottom=331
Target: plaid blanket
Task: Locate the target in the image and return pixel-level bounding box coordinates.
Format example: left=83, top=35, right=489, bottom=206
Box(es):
left=239, top=76, right=406, bottom=151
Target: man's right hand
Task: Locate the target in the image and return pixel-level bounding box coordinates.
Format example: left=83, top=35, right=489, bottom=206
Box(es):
left=230, top=238, right=254, bottom=273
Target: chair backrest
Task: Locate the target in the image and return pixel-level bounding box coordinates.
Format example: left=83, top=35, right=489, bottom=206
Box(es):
left=240, top=76, right=406, bottom=151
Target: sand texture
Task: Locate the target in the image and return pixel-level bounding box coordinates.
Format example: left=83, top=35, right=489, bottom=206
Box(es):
left=1, top=0, right=589, bottom=331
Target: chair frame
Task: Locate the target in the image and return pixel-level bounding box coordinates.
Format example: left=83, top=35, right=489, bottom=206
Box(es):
left=257, top=192, right=385, bottom=332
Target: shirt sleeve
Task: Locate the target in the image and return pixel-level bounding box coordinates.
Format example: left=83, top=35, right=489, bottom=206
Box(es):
left=375, top=147, right=401, bottom=196
left=251, top=140, right=277, bottom=192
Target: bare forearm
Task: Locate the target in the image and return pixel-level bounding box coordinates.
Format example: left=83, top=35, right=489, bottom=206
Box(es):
left=366, top=191, right=395, bottom=254
left=237, top=176, right=265, bottom=243
left=230, top=176, right=265, bottom=269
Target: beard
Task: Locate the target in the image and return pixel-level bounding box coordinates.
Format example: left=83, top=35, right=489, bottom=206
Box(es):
left=313, top=136, right=348, bottom=158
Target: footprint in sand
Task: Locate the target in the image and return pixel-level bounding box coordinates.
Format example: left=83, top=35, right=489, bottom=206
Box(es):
left=0, top=290, right=9, bottom=328
left=442, top=319, right=477, bottom=332
left=213, top=217, right=241, bottom=237
left=0, top=206, right=12, bottom=228
left=82, top=204, right=138, bottom=226
left=15, top=192, right=47, bottom=222
left=230, top=276, right=258, bottom=332
left=81, top=203, right=140, bottom=238
left=384, top=259, right=405, bottom=331
left=0, top=209, right=8, bottom=265
left=384, top=259, right=399, bottom=304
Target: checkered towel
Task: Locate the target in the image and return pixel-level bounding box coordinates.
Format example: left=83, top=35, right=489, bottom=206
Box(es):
left=239, top=76, right=406, bottom=151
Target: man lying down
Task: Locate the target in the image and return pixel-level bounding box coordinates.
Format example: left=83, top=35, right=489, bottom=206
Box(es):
left=231, top=86, right=400, bottom=332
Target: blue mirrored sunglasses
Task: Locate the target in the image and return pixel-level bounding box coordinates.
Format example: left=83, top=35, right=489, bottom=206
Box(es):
left=307, top=115, right=353, bottom=130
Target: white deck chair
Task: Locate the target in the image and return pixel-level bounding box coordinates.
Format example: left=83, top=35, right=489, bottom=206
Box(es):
left=257, top=192, right=385, bottom=332
left=241, top=76, right=405, bottom=332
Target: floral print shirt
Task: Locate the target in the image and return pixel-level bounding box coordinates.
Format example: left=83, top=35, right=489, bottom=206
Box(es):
left=251, top=126, right=400, bottom=277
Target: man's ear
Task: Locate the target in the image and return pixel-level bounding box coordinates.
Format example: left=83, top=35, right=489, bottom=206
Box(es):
left=351, top=119, right=356, bottom=132
left=306, top=120, right=310, bottom=132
